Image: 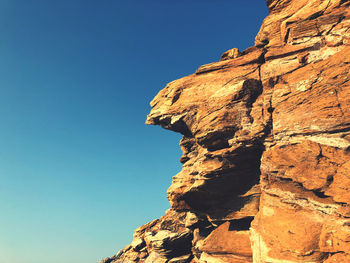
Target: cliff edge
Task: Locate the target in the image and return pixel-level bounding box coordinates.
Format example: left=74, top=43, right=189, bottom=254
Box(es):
left=102, top=0, right=350, bottom=262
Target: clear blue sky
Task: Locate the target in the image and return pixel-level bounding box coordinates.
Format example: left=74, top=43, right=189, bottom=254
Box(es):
left=0, top=1, right=268, bottom=262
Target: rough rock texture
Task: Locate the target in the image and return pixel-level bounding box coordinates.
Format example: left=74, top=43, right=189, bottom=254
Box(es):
left=102, top=0, right=350, bottom=262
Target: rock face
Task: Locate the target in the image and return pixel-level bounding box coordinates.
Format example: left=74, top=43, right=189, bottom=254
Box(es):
left=102, top=0, right=350, bottom=262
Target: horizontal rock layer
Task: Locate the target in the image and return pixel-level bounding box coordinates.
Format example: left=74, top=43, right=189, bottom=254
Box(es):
left=102, top=0, right=350, bottom=262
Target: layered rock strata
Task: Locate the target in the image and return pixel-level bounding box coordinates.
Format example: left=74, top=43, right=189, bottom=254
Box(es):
left=102, top=0, right=350, bottom=262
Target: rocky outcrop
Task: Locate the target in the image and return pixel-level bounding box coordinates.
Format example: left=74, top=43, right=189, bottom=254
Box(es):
left=102, top=0, right=350, bottom=262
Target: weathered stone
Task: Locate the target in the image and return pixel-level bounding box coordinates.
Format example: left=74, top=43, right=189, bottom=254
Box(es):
left=199, top=252, right=252, bottom=263
left=323, top=252, right=350, bottom=262
left=250, top=190, right=327, bottom=262
left=198, top=222, right=252, bottom=260
left=220, top=48, right=241, bottom=61
left=184, top=212, right=201, bottom=229
left=102, top=0, right=350, bottom=262
left=144, top=252, right=167, bottom=263
left=168, top=254, right=192, bottom=263
left=131, top=237, right=145, bottom=251
left=144, top=229, right=193, bottom=258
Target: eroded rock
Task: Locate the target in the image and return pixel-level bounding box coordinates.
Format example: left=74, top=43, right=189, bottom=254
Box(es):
left=102, top=0, right=350, bottom=262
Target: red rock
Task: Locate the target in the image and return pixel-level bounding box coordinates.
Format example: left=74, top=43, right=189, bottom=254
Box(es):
left=323, top=253, right=350, bottom=262
left=197, top=222, right=252, bottom=259
left=250, top=191, right=327, bottom=262
left=220, top=48, right=241, bottom=61
left=102, top=0, right=350, bottom=262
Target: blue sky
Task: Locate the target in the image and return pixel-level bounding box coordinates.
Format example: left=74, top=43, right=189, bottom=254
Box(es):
left=0, top=1, right=268, bottom=262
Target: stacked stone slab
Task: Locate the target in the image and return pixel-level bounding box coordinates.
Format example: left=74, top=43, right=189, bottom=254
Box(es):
left=102, top=0, right=350, bottom=262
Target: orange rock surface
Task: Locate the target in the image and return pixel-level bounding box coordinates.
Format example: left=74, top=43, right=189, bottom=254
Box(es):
left=101, top=0, right=350, bottom=262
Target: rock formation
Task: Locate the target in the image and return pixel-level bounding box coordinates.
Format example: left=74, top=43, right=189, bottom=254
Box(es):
left=102, top=0, right=350, bottom=262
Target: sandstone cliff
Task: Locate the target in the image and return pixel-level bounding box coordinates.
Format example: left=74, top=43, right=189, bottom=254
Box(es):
left=102, top=0, right=350, bottom=262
